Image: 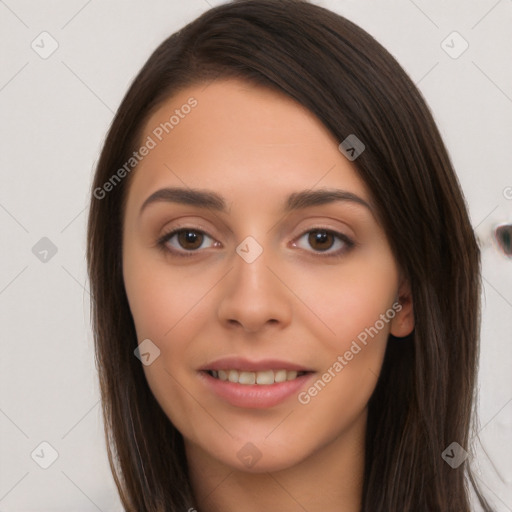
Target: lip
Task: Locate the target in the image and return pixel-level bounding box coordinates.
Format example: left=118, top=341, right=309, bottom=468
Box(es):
left=198, top=370, right=315, bottom=409
left=198, top=356, right=313, bottom=372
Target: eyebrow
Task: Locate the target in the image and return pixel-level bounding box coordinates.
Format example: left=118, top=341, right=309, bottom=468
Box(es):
left=139, top=187, right=373, bottom=216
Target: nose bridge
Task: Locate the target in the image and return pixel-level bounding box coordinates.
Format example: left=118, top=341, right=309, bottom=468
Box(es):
left=236, top=241, right=273, bottom=295
left=232, top=237, right=278, bottom=306
left=216, top=235, right=291, bottom=332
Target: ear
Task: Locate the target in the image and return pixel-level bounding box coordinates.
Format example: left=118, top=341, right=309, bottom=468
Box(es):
left=390, top=274, right=414, bottom=338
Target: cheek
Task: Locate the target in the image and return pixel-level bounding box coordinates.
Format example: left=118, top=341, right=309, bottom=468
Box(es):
left=297, top=249, right=399, bottom=350
left=123, top=248, right=209, bottom=341
left=290, top=251, right=398, bottom=412
left=293, top=276, right=396, bottom=440
left=123, top=256, right=215, bottom=436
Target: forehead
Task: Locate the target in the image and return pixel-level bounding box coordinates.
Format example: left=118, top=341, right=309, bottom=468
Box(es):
left=124, top=78, right=370, bottom=213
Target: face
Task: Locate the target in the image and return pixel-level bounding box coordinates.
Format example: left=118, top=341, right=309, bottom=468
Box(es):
left=122, top=78, right=414, bottom=474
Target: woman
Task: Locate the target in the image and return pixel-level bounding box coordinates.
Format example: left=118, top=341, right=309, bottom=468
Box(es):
left=87, top=0, right=493, bottom=510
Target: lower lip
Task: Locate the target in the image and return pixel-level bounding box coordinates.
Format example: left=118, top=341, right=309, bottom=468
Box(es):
left=198, top=371, right=315, bottom=409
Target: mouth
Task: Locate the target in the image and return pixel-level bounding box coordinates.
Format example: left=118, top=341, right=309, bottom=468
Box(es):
left=198, top=365, right=315, bottom=409
left=197, top=357, right=315, bottom=408
left=204, top=369, right=311, bottom=385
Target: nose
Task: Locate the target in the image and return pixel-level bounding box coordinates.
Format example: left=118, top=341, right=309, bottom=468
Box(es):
left=216, top=243, right=293, bottom=334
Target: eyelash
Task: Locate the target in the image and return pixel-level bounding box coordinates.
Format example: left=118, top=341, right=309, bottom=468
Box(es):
left=156, top=226, right=356, bottom=259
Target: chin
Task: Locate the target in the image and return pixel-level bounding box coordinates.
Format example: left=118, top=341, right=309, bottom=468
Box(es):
left=203, top=435, right=313, bottom=474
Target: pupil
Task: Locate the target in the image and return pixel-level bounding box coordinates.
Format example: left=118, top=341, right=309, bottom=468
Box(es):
left=179, top=230, right=202, bottom=249
left=309, top=230, right=333, bottom=251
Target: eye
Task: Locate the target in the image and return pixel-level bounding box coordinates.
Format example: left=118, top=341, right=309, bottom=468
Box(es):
left=293, top=228, right=354, bottom=257
left=157, top=228, right=219, bottom=256
left=157, top=226, right=354, bottom=258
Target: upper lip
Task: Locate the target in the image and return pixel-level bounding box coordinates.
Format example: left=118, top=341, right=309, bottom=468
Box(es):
left=199, top=357, right=313, bottom=372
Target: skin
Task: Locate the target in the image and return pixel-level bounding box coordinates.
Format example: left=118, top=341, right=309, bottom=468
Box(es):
left=122, top=78, right=415, bottom=512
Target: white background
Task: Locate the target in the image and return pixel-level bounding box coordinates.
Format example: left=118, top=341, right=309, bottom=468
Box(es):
left=0, top=0, right=511, bottom=510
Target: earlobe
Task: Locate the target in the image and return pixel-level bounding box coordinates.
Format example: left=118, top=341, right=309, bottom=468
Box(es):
left=390, top=278, right=415, bottom=338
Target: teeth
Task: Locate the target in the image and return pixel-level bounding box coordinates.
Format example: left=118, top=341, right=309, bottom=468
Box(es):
left=239, top=371, right=256, bottom=384
left=210, top=369, right=305, bottom=385
left=256, top=370, right=274, bottom=385
left=286, top=370, right=298, bottom=381
left=274, top=369, right=287, bottom=383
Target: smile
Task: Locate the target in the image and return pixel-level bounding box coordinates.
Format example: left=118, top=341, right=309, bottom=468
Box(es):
left=199, top=370, right=315, bottom=409
left=206, top=369, right=308, bottom=385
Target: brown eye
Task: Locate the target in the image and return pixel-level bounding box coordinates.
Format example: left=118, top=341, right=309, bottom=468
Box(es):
left=177, top=229, right=204, bottom=250
left=293, top=228, right=354, bottom=257
left=158, top=228, right=217, bottom=256
left=308, top=230, right=335, bottom=251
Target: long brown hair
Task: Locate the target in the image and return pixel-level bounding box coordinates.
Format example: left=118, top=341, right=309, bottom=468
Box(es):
left=87, top=1, right=493, bottom=510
